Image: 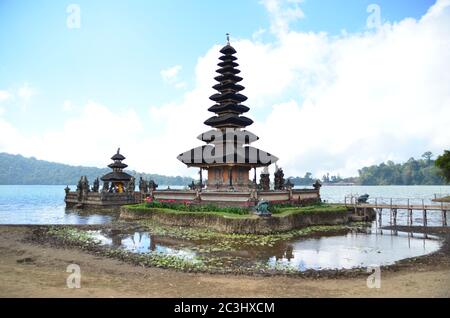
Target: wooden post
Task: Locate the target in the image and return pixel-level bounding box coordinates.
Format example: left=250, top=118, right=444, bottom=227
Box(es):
left=390, top=198, right=393, bottom=225
left=378, top=208, right=382, bottom=226
left=393, top=208, right=397, bottom=225
left=441, top=201, right=447, bottom=226
left=422, top=199, right=427, bottom=227
left=407, top=199, right=412, bottom=226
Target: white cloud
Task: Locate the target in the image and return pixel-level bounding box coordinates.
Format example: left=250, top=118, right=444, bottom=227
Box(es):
left=0, top=90, right=11, bottom=103
left=62, top=100, right=73, bottom=112
left=0, top=101, right=144, bottom=169
left=161, top=65, right=182, bottom=82
left=261, top=0, right=305, bottom=37
left=160, top=65, right=186, bottom=89
left=17, top=83, right=35, bottom=101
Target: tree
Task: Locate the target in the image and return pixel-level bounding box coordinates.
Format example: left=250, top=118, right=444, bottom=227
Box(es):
left=435, top=150, right=450, bottom=183
left=422, top=151, right=433, bottom=164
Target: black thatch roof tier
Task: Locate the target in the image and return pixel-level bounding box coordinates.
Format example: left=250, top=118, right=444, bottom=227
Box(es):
left=100, top=171, right=132, bottom=182
left=220, top=44, right=237, bottom=55
left=177, top=145, right=278, bottom=167
left=209, top=92, right=248, bottom=103
left=204, top=114, right=253, bottom=128
left=218, top=61, right=239, bottom=68
left=108, top=162, right=128, bottom=169
left=215, top=66, right=241, bottom=75
left=208, top=103, right=249, bottom=114
left=219, top=55, right=237, bottom=61
left=212, top=82, right=245, bottom=92
left=214, top=74, right=243, bottom=83
left=197, top=129, right=259, bottom=144
left=111, top=152, right=125, bottom=161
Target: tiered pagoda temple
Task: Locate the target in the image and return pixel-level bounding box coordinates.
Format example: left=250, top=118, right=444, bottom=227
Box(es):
left=65, top=37, right=322, bottom=209
left=101, top=148, right=132, bottom=193
left=177, top=39, right=278, bottom=190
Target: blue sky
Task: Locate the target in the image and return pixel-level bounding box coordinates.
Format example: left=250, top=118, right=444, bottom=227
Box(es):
left=0, top=0, right=448, bottom=178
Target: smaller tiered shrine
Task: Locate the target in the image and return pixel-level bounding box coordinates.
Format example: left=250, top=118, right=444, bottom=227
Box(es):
left=64, top=149, right=157, bottom=209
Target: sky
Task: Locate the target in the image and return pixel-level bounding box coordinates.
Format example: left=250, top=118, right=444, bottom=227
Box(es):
left=0, top=0, right=449, bottom=179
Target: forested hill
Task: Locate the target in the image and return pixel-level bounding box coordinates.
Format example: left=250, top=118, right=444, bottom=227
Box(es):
left=357, top=157, right=445, bottom=185
left=0, top=152, right=446, bottom=186
left=0, top=152, right=194, bottom=186
left=289, top=154, right=446, bottom=186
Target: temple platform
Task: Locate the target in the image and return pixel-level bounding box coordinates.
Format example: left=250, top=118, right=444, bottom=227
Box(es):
left=65, top=188, right=320, bottom=209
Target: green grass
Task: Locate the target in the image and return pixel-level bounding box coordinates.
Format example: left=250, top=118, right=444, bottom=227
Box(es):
left=142, top=201, right=250, bottom=215
left=127, top=204, right=252, bottom=219
left=271, top=204, right=348, bottom=216
left=126, top=203, right=349, bottom=219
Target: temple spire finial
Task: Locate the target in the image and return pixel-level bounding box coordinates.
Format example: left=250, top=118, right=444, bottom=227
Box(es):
left=117, top=147, right=120, bottom=154
left=226, top=33, right=230, bottom=45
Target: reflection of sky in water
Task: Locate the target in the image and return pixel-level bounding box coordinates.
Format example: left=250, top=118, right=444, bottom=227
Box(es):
left=92, top=232, right=196, bottom=260
left=268, top=231, right=441, bottom=271
left=91, top=229, right=442, bottom=272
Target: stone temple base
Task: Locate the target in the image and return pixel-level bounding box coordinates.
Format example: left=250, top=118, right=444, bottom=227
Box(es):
left=151, top=189, right=320, bottom=207
left=65, top=188, right=320, bottom=209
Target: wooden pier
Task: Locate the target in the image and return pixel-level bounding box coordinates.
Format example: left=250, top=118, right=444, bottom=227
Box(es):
left=345, top=196, right=450, bottom=227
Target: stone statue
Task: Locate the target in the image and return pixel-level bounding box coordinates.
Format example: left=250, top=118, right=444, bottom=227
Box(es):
left=102, top=181, right=110, bottom=192
left=76, top=177, right=83, bottom=201
left=81, top=176, right=89, bottom=196
left=64, top=186, right=70, bottom=195
left=357, top=194, right=369, bottom=203
left=285, top=179, right=294, bottom=190
left=148, top=180, right=158, bottom=191
left=312, top=180, right=322, bottom=190
left=255, top=199, right=271, bottom=217
left=128, top=177, right=135, bottom=194
left=92, top=178, right=100, bottom=192
left=259, top=167, right=270, bottom=191
left=274, top=167, right=285, bottom=190
left=139, top=177, right=145, bottom=193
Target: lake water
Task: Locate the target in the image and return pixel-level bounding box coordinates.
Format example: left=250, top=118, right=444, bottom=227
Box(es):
left=0, top=185, right=449, bottom=225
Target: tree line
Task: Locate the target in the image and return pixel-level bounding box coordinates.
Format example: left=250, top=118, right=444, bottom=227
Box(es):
left=289, top=151, right=448, bottom=186
left=1, top=151, right=448, bottom=186
left=0, top=152, right=193, bottom=186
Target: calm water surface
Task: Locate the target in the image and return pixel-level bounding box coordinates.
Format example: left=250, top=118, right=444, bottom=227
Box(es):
left=0, top=185, right=114, bottom=224
left=0, top=185, right=449, bottom=225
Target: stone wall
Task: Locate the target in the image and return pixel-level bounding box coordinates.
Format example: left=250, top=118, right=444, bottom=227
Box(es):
left=65, top=188, right=321, bottom=209
left=65, top=192, right=138, bottom=209
left=149, top=188, right=320, bottom=207
left=120, top=206, right=355, bottom=234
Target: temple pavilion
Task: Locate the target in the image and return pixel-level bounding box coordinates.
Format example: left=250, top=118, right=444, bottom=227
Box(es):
left=177, top=37, right=278, bottom=190
left=101, top=148, right=133, bottom=193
